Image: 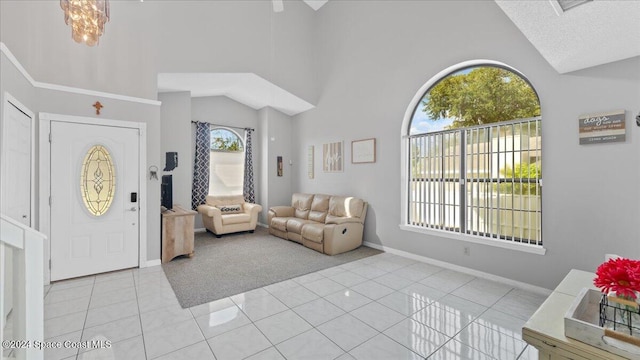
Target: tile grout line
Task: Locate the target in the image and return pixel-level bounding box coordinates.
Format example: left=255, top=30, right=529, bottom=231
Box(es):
left=74, top=275, right=96, bottom=360
left=132, top=270, right=149, bottom=360
left=78, top=271, right=143, bottom=357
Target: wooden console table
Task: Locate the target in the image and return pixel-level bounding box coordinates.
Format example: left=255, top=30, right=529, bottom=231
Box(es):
left=523, top=269, right=627, bottom=360
left=161, top=205, right=197, bottom=263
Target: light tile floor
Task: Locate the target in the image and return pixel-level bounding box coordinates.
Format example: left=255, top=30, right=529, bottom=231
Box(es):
left=42, top=252, right=547, bottom=359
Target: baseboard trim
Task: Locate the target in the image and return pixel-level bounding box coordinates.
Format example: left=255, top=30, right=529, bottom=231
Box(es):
left=144, top=259, right=161, bottom=268
left=194, top=228, right=207, bottom=233
left=363, top=241, right=552, bottom=296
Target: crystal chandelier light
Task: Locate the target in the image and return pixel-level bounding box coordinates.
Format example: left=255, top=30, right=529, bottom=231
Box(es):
left=60, top=0, right=110, bottom=46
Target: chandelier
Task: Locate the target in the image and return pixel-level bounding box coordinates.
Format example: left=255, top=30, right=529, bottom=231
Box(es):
left=60, top=0, right=110, bottom=46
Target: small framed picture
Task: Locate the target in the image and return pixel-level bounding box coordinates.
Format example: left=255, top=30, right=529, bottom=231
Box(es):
left=351, top=138, right=376, bottom=164
left=277, top=156, right=283, bottom=176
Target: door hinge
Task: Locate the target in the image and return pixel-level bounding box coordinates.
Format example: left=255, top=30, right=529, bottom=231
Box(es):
left=49, top=259, right=51, bottom=269
left=49, top=132, right=52, bottom=143
left=49, top=196, right=52, bottom=206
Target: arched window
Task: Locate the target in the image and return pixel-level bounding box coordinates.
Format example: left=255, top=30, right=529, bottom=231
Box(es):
left=402, top=61, right=543, bottom=250
left=209, top=128, right=245, bottom=196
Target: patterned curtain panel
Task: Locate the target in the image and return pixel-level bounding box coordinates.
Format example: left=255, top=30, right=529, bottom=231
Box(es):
left=192, top=122, right=210, bottom=209
left=243, top=128, right=255, bottom=203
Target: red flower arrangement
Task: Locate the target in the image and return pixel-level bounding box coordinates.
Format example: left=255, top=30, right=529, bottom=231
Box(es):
left=594, top=257, right=640, bottom=300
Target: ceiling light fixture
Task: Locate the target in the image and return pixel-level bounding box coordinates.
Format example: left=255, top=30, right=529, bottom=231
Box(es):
left=60, top=0, right=110, bottom=46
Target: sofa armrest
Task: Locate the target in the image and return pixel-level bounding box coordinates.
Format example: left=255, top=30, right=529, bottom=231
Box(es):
left=244, top=203, right=263, bottom=214
left=197, top=204, right=221, bottom=218
left=326, top=216, right=362, bottom=225
left=197, top=204, right=223, bottom=232
left=269, top=206, right=294, bottom=218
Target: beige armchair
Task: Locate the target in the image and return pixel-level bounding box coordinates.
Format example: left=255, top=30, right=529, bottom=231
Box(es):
left=197, top=195, right=262, bottom=237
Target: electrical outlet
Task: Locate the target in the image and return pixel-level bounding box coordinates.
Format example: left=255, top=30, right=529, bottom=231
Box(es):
left=464, top=246, right=470, bottom=256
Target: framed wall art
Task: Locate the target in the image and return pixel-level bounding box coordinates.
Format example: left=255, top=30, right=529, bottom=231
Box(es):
left=352, top=138, right=376, bottom=163
left=308, top=146, right=314, bottom=179
left=277, top=156, right=283, bottom=176
left=578, top=110, right=625, bottom=145
left=322, top=141, right=343, bottom=172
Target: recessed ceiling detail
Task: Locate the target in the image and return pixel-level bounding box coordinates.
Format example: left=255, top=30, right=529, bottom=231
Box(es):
left=495, top=0, right=640, bottom=73
left=302, top=0, right=329, bottom=11
left=554, top=0, right=592, bottom=13
left=158, top=73, right=315, bottom=116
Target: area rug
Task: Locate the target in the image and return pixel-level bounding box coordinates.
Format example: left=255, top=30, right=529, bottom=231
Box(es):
left=162, top=227, right=383, bottom=308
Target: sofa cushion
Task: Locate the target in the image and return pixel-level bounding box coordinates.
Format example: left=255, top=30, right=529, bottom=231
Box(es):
left=329, top=196, right=365, bottom=218
left=221, top=213, right=251, bottom=225
left=308, top=194, right=330, bottom=223
left=216, top=204, right=243, bottom=214
left=287, top=218, right=313, bottom=234
left=292, top=193, right=314, bottom=219
left=271, top=217, right=292, bottom=232
left=302, top=223, right=324, bottom=243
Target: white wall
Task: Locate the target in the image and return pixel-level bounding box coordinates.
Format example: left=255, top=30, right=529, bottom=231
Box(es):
left=292, top=0, right=640, bottom=290
left=0, top=0, right=317, bottom=103
left=159, top=92, right=192, bottom=215
left=257, top=107, right=294, bottom=223
left=265, top=107, right=294, bottom=208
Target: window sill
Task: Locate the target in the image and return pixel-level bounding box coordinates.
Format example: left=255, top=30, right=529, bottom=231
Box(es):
left=399, top=224, right=547, bottom=255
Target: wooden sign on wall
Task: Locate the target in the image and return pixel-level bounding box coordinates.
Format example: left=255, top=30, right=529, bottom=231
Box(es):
left=579, top=110, right=625, bottom=145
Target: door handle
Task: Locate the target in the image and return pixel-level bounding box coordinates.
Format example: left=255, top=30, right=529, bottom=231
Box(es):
left=127, top=207, right=137, bottom=212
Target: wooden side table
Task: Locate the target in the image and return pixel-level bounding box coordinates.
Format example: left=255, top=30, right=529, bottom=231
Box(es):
left=161, top=205, right=197, bottom=263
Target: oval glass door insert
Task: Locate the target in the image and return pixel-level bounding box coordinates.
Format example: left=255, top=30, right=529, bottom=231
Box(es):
left=81, top=145, right=116, bottom=216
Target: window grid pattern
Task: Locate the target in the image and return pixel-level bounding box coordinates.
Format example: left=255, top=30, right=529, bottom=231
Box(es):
left=409, top=117, right=542, bottom=246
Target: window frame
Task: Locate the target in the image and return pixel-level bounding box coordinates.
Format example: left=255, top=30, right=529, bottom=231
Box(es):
left=399, top=60, right=545, bottom=255
left=209, top=127, right=245, bottom=153
left=208, top=126, right=245, bottom=196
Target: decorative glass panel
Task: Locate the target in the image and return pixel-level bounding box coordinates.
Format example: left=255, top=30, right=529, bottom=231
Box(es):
left=81, top=145, right=116, bottom=216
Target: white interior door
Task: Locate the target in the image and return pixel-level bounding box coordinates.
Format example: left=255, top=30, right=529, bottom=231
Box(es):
left=50, top=121, right=140, bottom=281
left=1, top=101, right=32, bottom=322
left=1, top=102, right=31, bottom=226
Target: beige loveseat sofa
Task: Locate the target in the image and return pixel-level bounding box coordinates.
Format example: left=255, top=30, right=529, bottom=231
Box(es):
left=197, top=195, right=262, bottom=237
left=268, top=193, right=367, bottom=255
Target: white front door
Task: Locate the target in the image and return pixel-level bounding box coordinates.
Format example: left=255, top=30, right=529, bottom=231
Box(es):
left=1, top=100, right=32, bottom=322
left=50, top=121, right=140, bottom=281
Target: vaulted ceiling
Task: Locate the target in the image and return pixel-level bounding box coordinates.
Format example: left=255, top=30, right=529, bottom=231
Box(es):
left=494, top=0, right=640, bottom=73
left=159, top=0, right=640, bottom=115
left=309, top=0, right=640, bottom=73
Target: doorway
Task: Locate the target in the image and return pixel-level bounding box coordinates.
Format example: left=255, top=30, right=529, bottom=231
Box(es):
left=1, top=93, right=34, bottom=324
left=40, top=114, right=148, bottom=282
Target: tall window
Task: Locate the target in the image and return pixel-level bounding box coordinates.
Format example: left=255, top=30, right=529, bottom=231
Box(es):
left=209, top=128, right=244, bottom=196
left=406, top=64, right=542, bottom=246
